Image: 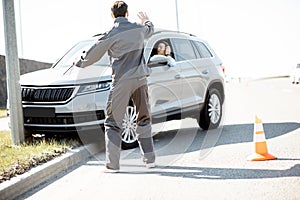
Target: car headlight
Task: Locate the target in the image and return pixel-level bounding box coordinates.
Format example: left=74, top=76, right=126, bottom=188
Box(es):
left=77, top=82, right=110, bottom=95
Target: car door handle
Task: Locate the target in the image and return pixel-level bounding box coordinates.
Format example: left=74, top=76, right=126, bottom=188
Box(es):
left=201, top=69, right=209, bottom=75
left=175, top=74, right=181, bottom=79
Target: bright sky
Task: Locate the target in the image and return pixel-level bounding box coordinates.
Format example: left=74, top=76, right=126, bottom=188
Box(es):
left=1, top=0, right=300, bottom=77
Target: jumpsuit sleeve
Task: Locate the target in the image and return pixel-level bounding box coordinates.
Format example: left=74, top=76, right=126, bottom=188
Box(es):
left=75, top=36, right=111, bottom=68
left=143, top=21, right=154, bottom=39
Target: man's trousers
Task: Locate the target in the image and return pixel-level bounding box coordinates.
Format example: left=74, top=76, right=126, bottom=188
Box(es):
left=104, top=76, right=155, bottom=170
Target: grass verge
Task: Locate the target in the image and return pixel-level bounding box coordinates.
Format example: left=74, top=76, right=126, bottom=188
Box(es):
left=0, top=131, right=81, bottom=183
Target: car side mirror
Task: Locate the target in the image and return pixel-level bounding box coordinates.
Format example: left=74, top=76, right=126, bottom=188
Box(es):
left=148, top=55, right=169, bottom=67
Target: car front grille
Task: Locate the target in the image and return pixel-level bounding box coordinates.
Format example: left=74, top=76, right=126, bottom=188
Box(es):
left=24, top=110, right=105, bottom=125
left=22, top=87, right=75, bottom=104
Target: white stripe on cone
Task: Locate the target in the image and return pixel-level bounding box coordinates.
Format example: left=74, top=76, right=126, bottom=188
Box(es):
left=254, top=123, right=264, bottom=132
left=254, top=133, right=266, bottom=142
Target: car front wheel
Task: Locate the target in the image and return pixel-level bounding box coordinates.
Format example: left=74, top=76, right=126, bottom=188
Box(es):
left=199, top=88, right=222, bottom=130
left=121, top=105, right=139, bottom=149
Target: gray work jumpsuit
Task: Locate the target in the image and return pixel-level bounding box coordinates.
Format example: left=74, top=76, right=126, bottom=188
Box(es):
left=76, top=17, right=155, bottom=170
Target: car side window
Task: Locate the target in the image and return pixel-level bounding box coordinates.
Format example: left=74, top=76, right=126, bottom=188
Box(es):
left=172, top=38, right=197, bottom=61
left=148, top=39, right=176, bottom=67
left=193, top=41, right=213, bottom=58
left=149, top=39, right=174, bottom=59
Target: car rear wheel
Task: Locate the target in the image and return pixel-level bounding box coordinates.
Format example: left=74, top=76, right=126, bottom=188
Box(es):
left=199, top=88, right=222, bottom=130
left=121, top=105, right=139, bottom=149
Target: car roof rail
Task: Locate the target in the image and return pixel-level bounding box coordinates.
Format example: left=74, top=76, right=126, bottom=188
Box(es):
left=154, top=29, right=197, bottom=37
left=93, top=30, right=196, bottom=38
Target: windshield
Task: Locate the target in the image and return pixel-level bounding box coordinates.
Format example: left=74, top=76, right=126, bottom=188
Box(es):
left=52, top=39, right=110, bottom=69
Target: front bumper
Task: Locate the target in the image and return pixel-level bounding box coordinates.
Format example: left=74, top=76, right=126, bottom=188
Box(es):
left=22, top=87, right=109, bottom=134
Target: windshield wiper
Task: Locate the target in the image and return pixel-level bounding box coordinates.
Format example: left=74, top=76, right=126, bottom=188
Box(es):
left=63, top=64, right=75, bottom=75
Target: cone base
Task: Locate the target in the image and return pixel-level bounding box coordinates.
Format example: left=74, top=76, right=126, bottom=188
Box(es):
left=247, top=153, right=276, bottom=161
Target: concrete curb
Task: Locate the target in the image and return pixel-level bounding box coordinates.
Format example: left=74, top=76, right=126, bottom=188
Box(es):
left=0, top=143, right=102, bottom=200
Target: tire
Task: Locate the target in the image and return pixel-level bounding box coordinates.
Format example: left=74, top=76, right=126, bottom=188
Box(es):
left=121, top=105, right=139, bottom=150
left=199, top=88, right=222, bottom=130
left=24, top=130, right=35, bottom=142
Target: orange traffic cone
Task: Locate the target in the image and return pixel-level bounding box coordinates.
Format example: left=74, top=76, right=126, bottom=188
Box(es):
left=247, top=116, right=276, bottom=161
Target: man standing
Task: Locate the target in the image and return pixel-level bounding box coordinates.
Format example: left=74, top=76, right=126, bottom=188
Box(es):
left=75, top=1, right=155, bottom=172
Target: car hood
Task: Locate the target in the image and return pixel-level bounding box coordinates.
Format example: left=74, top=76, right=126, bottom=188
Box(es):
left=20, top=65, right=112, bottom=86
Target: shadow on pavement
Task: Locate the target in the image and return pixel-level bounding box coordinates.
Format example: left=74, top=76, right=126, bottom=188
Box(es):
left=220, top=122, right=300, bottom=145
left=119, top=163, right=300, bottom=180
left=153, top=122, right=300, bottom=156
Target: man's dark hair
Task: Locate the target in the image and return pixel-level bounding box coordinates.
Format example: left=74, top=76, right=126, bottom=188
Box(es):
left=111, top=1, right=128, bottom=18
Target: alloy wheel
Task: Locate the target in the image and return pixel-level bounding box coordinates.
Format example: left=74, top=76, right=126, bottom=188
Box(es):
left=121, top=106, right=138, bottom=144
left=208, top=93, right=221, bottom=124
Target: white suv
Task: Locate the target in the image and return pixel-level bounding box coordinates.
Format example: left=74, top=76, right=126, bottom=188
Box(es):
left=20, top=30, right=225, bottom=149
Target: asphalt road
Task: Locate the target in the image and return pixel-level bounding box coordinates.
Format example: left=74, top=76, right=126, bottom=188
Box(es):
left=20, top=77, right=300, bottom=200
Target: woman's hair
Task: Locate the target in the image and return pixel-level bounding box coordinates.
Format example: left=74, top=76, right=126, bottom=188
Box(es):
left=111, top=1, right=128, bottom=18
